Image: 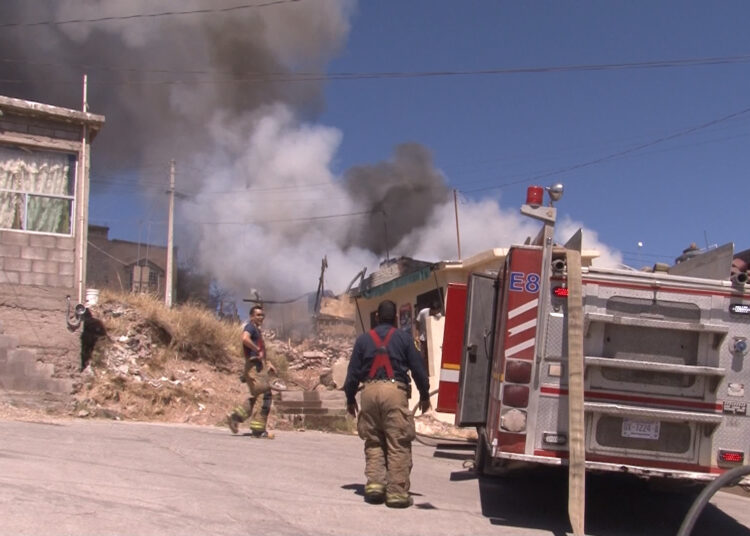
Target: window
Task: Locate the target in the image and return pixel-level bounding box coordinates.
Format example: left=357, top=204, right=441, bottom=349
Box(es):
left=148, top=268, right=159, bottom=292
left=131, top=262, right=162, bottom=294
left=0, top=146, right=76, bottom=235
left=416, top=288, right=444, bottom=315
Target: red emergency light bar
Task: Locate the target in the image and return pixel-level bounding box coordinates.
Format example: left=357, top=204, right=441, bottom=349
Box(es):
left=553, top=286, right=569, bottom=298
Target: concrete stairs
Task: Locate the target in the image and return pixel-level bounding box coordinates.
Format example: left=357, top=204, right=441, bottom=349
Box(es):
left=0, top=334, right=73, bottom=394
left=275, top=389, right=353, bottom=433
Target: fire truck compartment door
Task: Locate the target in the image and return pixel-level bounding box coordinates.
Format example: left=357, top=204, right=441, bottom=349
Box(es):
left=437, top=283, right=467, bottom=413
left=457, top=273, right=497, bottom=426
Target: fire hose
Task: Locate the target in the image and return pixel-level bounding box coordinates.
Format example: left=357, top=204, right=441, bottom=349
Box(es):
left=677, top=465, right=750, bottom=536
left=411, top=389, right=476, bottom=447
left=566, top=249, right=586, bottom=536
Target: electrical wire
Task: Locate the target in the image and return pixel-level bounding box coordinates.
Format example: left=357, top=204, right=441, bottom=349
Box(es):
left=461, top=104, right=750, bottom=194
left=3, top=54, right=750, bottom=86
left=182, top=209, right=376, bottom=225
left=87, top=239, right=128, bottom=265
left=0, top=0, right=303, bottom=29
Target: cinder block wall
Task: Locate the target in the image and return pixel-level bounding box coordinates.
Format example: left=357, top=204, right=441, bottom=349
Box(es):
left=0, top=110, right=82, bottom=142
left=0, top=230, right=81, bottom=377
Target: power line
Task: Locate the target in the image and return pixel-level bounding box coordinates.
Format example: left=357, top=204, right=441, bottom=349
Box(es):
left=451, top=128, right=750, bottom=192
left=3, top=53, right=750, bottom=86
left=182, top=209, right=376, bottom=226
left=461, top=104, right=750, bottom=194
left=87, top=239, right=128, bottom=265
left=0, top=0, right=302, bottom=29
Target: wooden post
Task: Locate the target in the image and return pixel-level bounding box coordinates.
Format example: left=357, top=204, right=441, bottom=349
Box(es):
left=165, top=160, right=175, bottom=307
left=453, top=189, right=462, bottom=260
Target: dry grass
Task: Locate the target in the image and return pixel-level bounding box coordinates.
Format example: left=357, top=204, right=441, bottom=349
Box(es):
left=98, top=290, right=243, bottom=370
left=69, top=290, right=293, bottom=427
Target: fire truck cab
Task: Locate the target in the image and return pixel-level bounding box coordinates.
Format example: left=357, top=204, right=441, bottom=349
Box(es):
left=438, top=184, right=750, bottom=486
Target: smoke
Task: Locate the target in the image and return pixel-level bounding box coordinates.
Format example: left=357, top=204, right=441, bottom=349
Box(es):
left=342, top=143, right=451, bottom=254
left=0, top=0, right=622, bottom=303
left=0, top=0, right=351, bottom=170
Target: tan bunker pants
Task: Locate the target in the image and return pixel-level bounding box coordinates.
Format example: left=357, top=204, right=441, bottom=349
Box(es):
left=357, top=381, right=416, bottom=497
left=232, top=359, right=272, bottom=433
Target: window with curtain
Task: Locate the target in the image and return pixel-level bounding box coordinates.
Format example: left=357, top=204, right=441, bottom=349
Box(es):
left=0, top=146, right=76, bottom=235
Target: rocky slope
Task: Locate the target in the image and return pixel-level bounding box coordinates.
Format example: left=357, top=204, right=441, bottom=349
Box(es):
left=1, top=293, right=476, bottom=442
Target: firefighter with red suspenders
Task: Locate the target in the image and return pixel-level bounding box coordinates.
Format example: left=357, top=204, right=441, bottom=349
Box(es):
left=344, top=300, right=431, bottom=508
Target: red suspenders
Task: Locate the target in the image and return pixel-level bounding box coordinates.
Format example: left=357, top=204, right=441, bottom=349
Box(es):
left=367, top=327, right=396, bottom=379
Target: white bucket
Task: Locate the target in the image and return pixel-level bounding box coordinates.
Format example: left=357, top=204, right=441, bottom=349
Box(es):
left=85, top=288, right=100, bottom=306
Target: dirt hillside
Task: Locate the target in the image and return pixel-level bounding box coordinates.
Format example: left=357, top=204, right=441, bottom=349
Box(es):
left=0, top=290, right=475, bottom=442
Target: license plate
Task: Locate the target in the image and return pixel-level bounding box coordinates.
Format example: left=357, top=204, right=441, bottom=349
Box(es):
left=621, top=419, right=660, bottom=440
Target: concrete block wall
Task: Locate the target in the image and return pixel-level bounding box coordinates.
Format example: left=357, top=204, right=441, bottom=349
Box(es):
left=0, top=231, right=76, bottom=290
left=0, top=229, right=80, bottom=383
left=0, top=332, right=73, bottom=394
left=0, top=112, right=81, bottom=142
left=0, top=282, right=81, bottom=380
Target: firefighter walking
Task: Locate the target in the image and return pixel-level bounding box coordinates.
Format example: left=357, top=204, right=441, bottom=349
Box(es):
left=227, top=305, right=276, bottom=438
left=344, top=300, right=431, bottom=508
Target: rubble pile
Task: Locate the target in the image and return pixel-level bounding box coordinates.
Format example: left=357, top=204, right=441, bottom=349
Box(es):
left=270, top=329, right=354, bottom=391
left=65, top=298, right=356, bottom=427
left=71, top=300, right=245, bottom=425
left=3, top=295, right=472, bottom=440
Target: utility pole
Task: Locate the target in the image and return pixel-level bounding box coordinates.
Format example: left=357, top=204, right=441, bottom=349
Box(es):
left=382, top=209, right=390, bottom=262
left=77, top=74, right=89, bottom=304
left=165, top=159, right=175, bottom=307
left=453, top=189, right=462, bottom=260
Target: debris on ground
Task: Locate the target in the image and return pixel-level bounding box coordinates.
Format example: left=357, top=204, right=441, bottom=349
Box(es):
left=1, top=291, right=475, bottom=440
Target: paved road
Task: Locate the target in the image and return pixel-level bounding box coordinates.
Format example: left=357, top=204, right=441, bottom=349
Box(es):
left=1, top=419, right=749, bottom=536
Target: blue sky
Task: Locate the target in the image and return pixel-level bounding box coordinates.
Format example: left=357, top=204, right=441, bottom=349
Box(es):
left=318, top=1, right=750, bottom=268
left=3, top=1, right=749, bottom=297
left=86, top=0, right=750, bottom=273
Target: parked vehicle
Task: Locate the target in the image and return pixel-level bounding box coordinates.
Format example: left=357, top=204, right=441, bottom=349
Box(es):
left=438, top=185, right=750, bottom=492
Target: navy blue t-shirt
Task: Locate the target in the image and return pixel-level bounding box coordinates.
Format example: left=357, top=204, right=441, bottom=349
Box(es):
left=343, top=323, right=430, bottom=405
left=243, top=322, right=264, bottom=360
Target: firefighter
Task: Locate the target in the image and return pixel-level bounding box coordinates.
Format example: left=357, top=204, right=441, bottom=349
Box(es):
left=415, top=300, right=441, bottom=372
left=344, top=299, right=431, bottom=508
left=227, top=305, right=276, bottom=438
left=80, top=308, right=107, bottom=371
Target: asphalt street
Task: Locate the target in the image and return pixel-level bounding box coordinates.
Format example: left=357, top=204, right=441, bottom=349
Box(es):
left=1, top=419, right=749, bottom=536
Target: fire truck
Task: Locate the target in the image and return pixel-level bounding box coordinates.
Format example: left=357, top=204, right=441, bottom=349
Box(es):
left=437, top=184, right=750, bottom=502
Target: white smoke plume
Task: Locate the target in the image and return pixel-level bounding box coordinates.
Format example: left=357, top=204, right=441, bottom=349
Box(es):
left=0, top=0, right=623, bottom=304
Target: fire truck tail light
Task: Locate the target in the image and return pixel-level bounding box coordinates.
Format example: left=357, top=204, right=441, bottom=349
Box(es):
left=506, top=360, right=532, bottom=383
left=500, top=408, right=527, bottom=433
left=503, top=385, right=529, bottom=407
left=553, top=287, right=568, bottom=298
left=718, top=450, right=745, bottom=465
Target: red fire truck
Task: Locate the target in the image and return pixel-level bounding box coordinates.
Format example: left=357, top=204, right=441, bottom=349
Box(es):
left=437, top=184, right=750, bottom=496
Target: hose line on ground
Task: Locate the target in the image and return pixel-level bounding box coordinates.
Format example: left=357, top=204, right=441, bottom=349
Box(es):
left=411, top=389, right=476, bottom=447
left=677, top=465, right=750, bottom=536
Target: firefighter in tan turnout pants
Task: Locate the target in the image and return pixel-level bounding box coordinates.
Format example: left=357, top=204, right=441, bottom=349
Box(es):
left=227, top=305, right=276, bottom=438
left=344, top=300, right=431, bottom=508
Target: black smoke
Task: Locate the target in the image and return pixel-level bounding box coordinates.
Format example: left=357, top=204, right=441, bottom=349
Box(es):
left=343, top=143, right=451, bottom=255
left=0, top=0, right=339, bottom=183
